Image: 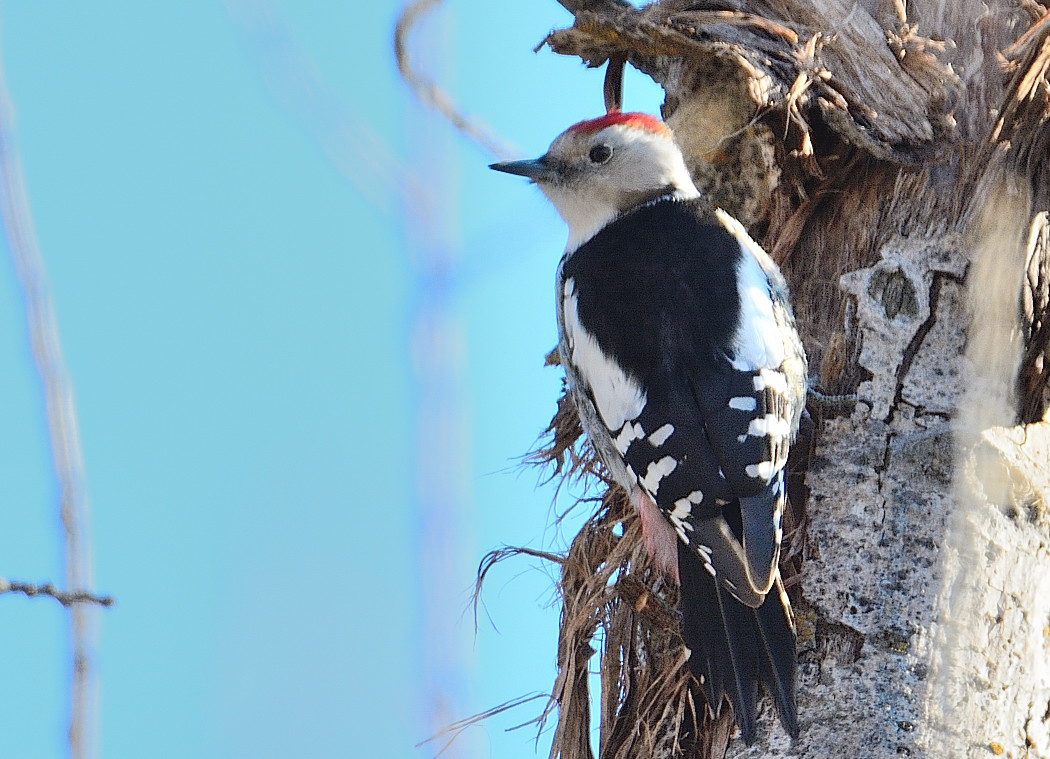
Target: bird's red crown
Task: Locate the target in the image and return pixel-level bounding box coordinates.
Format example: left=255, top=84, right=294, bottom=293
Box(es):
left=566, top=111, right=671, bottom=137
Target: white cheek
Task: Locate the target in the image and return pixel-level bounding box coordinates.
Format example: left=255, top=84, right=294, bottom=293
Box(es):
left=542, top=184, right=618, bottom=253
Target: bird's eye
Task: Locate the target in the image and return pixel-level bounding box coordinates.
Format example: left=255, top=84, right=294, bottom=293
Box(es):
left=589, top=144, right=613, bottom=164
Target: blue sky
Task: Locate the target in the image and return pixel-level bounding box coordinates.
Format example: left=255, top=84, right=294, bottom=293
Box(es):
left=0, top=3, right=663, bottom=757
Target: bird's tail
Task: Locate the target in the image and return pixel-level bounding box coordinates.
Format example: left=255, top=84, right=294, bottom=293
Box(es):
left=677, top=540, right=799, bottom=745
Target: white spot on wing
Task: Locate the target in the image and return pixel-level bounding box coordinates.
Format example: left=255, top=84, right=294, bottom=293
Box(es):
left=753, top=368, right=788, bottom=394
left=562, top=281, right=647, bottom=431
left=614, top=422, right=645, bottom=454
left=745, top=461, right=777, bottom=480
left=639, top=456, right=678, bottom=497
left=729, top=396, right=757, bottom=411
left=670, top=492, right=697, bottom=544
left=696, top=543, right=716, bottom=576
left=747, top=414, right=790, bottom=438
left=648, top=423, right=674, bottom=447
left=670, top=513, right=690, bottom=543
left=671, top=489, right=701, bottom=522
left=773, top=472, right=785, bottom=542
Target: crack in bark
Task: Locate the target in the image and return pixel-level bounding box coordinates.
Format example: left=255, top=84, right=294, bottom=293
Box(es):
left=886, top=271, right=964, bottom=424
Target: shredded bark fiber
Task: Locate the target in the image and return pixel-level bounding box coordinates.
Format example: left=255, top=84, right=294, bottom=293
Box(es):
left=480, top=380, right=806, bottom=758
left=995, top=6, right=1050, bottom=421
left=544, top=0, right=957, bottom=163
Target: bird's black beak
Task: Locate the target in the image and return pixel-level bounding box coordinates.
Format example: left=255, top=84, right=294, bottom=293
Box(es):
left=489, top=156, right=554, bottom=182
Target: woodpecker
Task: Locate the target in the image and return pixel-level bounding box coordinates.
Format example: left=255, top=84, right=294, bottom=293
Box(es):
left=492, top=112, right=806, bottom=744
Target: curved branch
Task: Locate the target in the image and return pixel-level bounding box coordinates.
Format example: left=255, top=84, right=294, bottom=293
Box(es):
left=394, top=0, right=517, bottom=160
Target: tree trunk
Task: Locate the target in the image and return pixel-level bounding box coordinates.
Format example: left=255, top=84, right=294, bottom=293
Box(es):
left=536, top=1, right=1050, bottom=756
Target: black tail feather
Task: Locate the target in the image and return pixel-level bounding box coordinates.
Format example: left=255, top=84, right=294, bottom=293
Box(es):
left=713, top=578, right=761, bottom=744
left=678, top=540, right=727, bottom=715
left=678, top=541, right=798, bottom=745
left=754, top=577, right=800, bottom=738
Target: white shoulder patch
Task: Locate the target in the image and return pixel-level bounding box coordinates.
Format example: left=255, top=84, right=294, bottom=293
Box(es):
left=562, top=278, right=647, bottom=431
left=715, top=210, right=786, bottom=372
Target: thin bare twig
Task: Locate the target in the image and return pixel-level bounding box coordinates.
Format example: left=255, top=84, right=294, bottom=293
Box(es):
left=0, top=44, right=99, bottom=759
left=0, top=579, right=114, bottom=609
left=394, top=0, right=517, bottom=160
left=415, top=693, right=549, bottom=755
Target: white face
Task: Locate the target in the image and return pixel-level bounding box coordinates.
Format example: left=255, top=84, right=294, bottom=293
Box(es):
left=536, top=122, right=699, bottom=251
